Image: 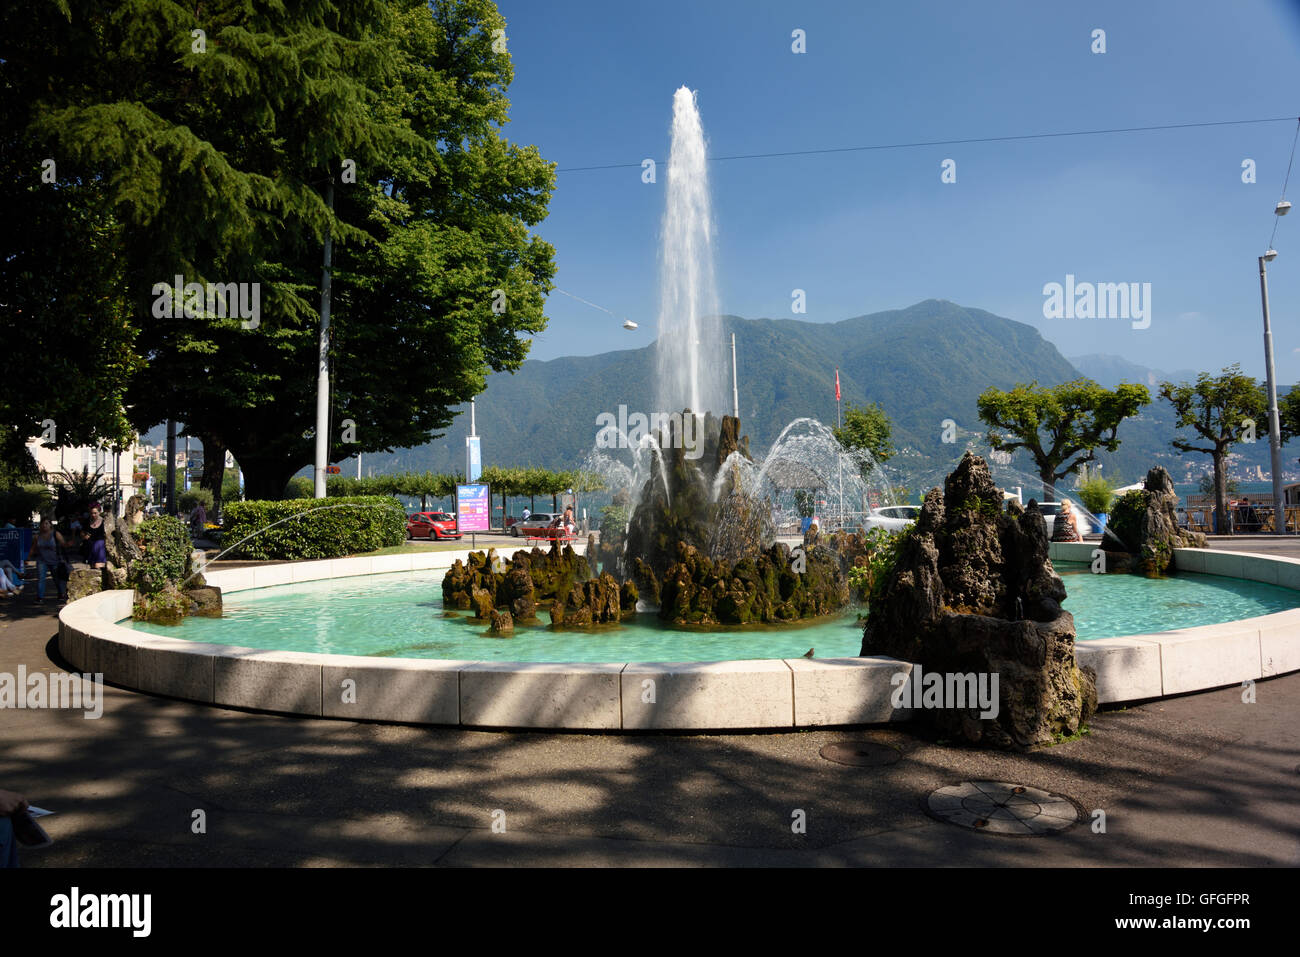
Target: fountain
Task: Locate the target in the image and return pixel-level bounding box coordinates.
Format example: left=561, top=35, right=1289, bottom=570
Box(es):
left=445, top=87, right=859, bottom=629
left=656, top=86, right=725, bottom=418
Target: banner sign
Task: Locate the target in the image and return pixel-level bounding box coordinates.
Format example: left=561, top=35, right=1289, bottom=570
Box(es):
left=466, top=436, right=482, bottom=482
left=456, top=483, right=490, bottom=533
left=0, top=528, right=31, bottom=570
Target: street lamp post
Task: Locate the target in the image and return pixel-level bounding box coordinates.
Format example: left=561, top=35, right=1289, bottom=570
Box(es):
left=1260, top=197, right=1291, bottom=533
left=1259, top=247, right=1286, bottom=534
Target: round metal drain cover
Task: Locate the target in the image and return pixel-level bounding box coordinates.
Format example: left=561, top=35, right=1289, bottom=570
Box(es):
left=927, top=781, right=1078, bottom=835
left=820, top=741, right=901, bottom=767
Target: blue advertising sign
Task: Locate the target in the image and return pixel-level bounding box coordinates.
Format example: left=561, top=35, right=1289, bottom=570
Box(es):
left=456, top=483, right=491, bottom=533
left=0, top=527, right=31, bottom=571
left=465, top=435, right=482, bottom=482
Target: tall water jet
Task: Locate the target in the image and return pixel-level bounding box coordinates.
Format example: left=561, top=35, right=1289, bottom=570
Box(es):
left=656, top=86, right=724, bottom=417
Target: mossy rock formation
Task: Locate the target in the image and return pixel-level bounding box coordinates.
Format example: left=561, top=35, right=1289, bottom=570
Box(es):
left=860, top=452, right=1097, bottom=750
left=1102, top=466, right=1207, bottom=576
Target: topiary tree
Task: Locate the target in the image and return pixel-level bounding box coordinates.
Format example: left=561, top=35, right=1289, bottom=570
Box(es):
left=1160, top=366, right=1283, bottom=533
left=978, top=379, right=1151, bottom=502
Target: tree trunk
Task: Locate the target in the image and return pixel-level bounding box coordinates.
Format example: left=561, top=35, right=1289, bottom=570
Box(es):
left=1040, top=467, right=1057, bottom=503
left=1213, top=451, right=1230, bottom=535
left=194, top=431, right=228, bottom=521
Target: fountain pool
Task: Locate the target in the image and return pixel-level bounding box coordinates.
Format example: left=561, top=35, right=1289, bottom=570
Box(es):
left=120, top=562, right=1300, bottom=663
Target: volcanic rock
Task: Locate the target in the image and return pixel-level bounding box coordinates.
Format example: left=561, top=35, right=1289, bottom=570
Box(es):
left=860, top=452, right=1096, bottom=750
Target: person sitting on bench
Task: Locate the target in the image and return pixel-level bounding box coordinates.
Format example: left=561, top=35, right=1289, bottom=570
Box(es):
left=550, top=506, right=576, bottom=538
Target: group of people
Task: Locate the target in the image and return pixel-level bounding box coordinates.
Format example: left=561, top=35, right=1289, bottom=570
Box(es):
left=0, top=504, right=112, bottom=603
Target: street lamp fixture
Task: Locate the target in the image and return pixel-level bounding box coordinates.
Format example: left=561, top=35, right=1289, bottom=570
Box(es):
left=1259, top=238, right=1286, bottom=533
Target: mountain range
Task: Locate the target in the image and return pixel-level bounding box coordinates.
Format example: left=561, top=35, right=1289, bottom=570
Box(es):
left=360, top=299, right=1294, bottom=493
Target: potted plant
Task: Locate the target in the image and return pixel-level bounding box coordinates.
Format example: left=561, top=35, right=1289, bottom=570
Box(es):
left=1077, top=476, right=1115, bottom=533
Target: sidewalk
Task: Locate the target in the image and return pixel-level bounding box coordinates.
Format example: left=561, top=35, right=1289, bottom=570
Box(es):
left=2, top=595, right=1297, bottom=867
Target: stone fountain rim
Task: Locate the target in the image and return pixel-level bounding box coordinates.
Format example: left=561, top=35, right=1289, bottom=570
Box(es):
left=54, top=542, right=1300, bottom=732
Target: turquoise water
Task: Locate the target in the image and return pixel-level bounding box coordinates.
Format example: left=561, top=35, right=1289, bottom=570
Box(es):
left=121, top=564, right=1300, bottom=662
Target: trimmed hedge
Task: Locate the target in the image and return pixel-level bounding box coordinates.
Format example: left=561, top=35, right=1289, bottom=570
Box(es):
left=130, top=516, right=193, bottom=595
left=222, top=495, right=407, bottom=560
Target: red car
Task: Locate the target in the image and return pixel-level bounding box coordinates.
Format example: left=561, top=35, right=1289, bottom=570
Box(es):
left=406, top=511, right=462, bottom=540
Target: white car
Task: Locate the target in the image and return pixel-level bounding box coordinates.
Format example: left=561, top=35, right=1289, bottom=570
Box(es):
left=861, top=505, right=921, bottom=532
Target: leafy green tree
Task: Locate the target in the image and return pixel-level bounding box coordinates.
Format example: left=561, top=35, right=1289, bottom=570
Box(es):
left=832, top=402, right=895, bottom=477
left=977, top=379, right=1151, bottom=501
left=1160, top=366, right=1276, bottom=533
left=8, top=0, right=555, bottom=501
left=1280, top=388, right=1300, bottom=468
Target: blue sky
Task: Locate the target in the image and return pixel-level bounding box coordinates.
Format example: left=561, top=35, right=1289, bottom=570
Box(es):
left=494, top=0, right=1300, bottom=381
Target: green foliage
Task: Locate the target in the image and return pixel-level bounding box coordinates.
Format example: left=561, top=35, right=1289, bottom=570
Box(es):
left=130, top=517, right=192, bottom=595
left=132, top=584, right=189, bottom=627
left=5, top=0, right=556, bottom=499
left=833, top=401, right=895, bottom=476
left=222, top=496, right=407, bottom=560
left=179, top=488, right=213, bottom=514
left=1107, top=489, right=1147, bottom=553
left=221, top=472, right=242, bottom=505
left=978, top=378, right=1151, bottom=499
left=0, top=483, right=51, bottom=524
left=1161, top=366, right=1274, bottom=532
left=282, top=477, right=314, bottom=500
left=52, top=467, right=111, bottom=514
left=599, top=503, right=630, bottom=539
left=850, top=528, right=907, bottom=604
left=1076, top=476, right=1115, bottom=516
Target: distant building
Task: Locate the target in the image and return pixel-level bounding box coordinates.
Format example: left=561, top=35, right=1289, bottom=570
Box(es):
left=25, top=438, right=141, bottom=516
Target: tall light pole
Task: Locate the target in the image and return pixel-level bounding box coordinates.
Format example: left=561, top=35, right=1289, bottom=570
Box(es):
left=1261, top=196, right=1292, bottom=532
left=313, top=181, right=334, bottom=499
left=1260, top=243, right=1286, bottom=534
left=731, top=333, right=739, bottom=419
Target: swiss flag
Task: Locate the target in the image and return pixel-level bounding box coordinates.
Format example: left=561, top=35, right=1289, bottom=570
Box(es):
left=835, top=368, right=841, bottom=401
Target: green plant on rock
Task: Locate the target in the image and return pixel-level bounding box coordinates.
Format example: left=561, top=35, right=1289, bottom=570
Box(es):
left=1140, top=538, right=1172, bottom=577
left=130, top=516, right=193, bottom=596
left=1106, top=489, right=1147, bottom=553
left=132, top=582, right=188, bottom=626
left=849, top=527, right=907, bottom=604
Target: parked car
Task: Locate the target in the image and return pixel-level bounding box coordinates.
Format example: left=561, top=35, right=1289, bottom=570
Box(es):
left=406, top=511, right=462, bottom=540
left=861, top=505, right=921, bottom=532
left=512, top=513, right=566, bottom=538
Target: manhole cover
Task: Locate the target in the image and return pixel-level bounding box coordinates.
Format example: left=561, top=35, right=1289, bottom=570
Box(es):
left=820, top=742, right=902, bottom=767
left=926, top=781, right=1078, bottom=835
